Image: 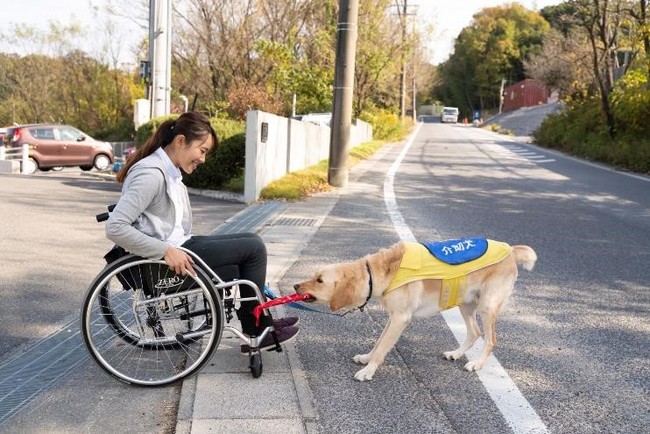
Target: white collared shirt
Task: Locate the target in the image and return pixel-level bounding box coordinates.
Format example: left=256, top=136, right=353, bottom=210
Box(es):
left=155, top=147, right=190, bottom=246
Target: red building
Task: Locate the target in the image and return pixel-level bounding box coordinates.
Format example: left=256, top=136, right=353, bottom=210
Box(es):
left=502, top=79, right=549, bottom=112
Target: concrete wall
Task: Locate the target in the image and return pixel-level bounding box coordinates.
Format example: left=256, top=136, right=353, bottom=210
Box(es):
left=244, top=110, right=373, bottom=203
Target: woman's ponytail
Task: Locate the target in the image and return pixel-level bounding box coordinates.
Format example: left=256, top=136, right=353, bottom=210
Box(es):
left=117, top=112, right=217, bottom=183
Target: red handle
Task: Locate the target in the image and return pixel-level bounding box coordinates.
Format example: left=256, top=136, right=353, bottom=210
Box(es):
left=253, top=293, right=313, bottom=326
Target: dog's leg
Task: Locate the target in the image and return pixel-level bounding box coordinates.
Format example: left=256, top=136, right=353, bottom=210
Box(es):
left=353, top=313, right=411, bottom=381
left=464, top=308, right=498, bottom=371
left=353, top=319, right=391, bottom=366
left=443, top=302, right=480, bottom=361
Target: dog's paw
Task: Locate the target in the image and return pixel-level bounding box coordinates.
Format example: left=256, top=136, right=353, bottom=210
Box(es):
left=353, top=354, right=371, bottom=365
left=464, top=360, right=484, bottom=372
left=354, top=366, right=376, bottom=381
left=443, top=350, right=463, bottom=360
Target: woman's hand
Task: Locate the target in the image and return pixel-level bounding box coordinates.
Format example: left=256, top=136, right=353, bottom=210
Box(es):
left=164, top=246, right=196, bottom=276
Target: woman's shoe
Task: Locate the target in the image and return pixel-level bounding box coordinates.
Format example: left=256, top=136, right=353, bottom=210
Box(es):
left=240, top=326, right=300, bottom=353
left=273, top=316, right=299, bottom=328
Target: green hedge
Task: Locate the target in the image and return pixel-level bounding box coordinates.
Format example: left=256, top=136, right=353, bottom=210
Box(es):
left=534, top=98, right=650, bottom=174
left=135, top=115, right=177, bottom=146
left=136, top=116, right=244, bottom=145
left=358, top=108, right=410, bottom=141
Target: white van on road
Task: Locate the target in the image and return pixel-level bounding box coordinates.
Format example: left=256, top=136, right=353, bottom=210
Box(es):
left=441, top=107, right=459, bottom=123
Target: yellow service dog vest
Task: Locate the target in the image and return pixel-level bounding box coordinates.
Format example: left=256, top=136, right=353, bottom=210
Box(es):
left=385, top=240, right=512, bottom=310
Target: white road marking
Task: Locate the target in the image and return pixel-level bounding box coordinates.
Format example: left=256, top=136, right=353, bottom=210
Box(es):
left=487, top=145, right=555, bottom=164
left=383, top=123, right=549, bottom=434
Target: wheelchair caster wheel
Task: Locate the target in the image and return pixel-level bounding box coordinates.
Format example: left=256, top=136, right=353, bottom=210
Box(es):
left=249, top=353, right=263, bottom=378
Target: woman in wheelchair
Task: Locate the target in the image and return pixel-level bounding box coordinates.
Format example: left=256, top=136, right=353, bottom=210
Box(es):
left=105, top=111, right=299, bottom=352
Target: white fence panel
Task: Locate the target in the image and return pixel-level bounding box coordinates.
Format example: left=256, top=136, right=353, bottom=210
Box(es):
left=0, top=144, right=30, bottom=174
left=244, top=110, right=373, bottom=203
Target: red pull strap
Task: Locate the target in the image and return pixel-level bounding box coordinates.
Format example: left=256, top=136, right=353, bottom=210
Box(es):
left=253, top=293, right=313, bottom=326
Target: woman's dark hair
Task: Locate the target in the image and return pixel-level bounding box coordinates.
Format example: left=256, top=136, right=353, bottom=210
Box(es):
left=116, top=111, right=219, bottom=183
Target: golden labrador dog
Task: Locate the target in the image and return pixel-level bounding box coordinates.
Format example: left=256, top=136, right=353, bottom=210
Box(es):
left=294, top=239, right=537, bottom=381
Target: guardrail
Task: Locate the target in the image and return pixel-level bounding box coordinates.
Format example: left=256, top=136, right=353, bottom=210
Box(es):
left=111, top=141, right=135, bottom=158
left=0, top=144, right=30, bottom=174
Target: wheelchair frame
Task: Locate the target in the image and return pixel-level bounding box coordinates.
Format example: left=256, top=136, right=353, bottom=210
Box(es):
left=80, top=246, right=277, bottom=387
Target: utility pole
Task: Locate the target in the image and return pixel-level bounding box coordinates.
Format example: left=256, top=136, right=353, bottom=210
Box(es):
left=150, top=0, right=172, bottom=118
left=498, top=78, right=506, bottom=114
left=328, top=0, right=359, bottom=188
left=393, top=1, right=417, bottom=121
left=399, top=0, right=407, bottom=120
left=412, top=58, right=417, bottom=120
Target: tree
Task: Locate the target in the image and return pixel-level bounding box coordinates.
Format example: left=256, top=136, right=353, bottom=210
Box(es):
left=255, top=39, right=334, bottom=115
left=434, top=4, right=550, bottom=116
left=524, top=28, right=593, bottom=97
left=0, top=24, right=141, bottom=139
left=626, top=0, right=650, bottom=81
left=567, top=0, right=633, bottom=137
left=172, top=0, right=339, bottom=116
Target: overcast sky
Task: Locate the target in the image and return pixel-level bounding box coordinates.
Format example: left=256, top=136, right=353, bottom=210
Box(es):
left=0, top=0, right=563, bottom=66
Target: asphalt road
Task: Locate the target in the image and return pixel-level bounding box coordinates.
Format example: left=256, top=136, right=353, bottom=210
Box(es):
left=1, top=119, right=649, bottom=432
left=281, top=122, right=650, bottom=433
left=483, top=102, right=562, bottom=137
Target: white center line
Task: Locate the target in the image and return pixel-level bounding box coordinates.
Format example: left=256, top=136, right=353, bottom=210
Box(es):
left=383, top=123, right=549, bottom=434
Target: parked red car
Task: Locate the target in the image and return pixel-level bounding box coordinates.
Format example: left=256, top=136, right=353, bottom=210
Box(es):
left=2, top=124, right=114, bottom=174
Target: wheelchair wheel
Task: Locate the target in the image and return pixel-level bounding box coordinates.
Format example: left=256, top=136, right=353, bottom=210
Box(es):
left=81, top=255, right=223, bottom=386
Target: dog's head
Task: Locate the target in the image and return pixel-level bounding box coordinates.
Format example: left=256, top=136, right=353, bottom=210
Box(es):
left=293, top=242, right=405, bottom=312
left=293, top=260, right=367, bottom=312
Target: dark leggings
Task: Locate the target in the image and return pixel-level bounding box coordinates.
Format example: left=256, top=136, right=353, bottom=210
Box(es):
left=182, top=233, right=272, bottom=335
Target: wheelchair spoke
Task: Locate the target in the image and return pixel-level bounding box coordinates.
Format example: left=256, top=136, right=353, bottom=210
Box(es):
left=81, top=257, right=223, bottom=386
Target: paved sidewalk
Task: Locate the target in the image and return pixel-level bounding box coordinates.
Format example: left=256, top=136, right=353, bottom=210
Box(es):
left=175, top=190, right=340, bottom=434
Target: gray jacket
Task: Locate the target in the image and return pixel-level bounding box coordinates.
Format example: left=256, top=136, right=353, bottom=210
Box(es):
left=106, top=152, right=192, bottom=259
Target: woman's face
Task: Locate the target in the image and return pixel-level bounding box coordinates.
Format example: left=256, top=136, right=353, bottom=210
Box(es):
left=169, top=134, right=214, bottom=174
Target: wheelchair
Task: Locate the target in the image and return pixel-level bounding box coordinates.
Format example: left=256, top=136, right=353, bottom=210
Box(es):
left=80, top=206, right=278, bottom=387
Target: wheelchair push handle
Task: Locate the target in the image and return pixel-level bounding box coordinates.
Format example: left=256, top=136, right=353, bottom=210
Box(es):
left=96, top=204, right=117, bottom=222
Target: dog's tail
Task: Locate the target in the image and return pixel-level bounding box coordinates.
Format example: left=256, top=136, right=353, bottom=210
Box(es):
left=512, top=245, right=537, bottom=271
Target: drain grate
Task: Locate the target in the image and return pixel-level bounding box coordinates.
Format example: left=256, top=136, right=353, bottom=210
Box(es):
left=272, top=217, right=317, bottom=227
left=212, top=201, right=285, bottom=235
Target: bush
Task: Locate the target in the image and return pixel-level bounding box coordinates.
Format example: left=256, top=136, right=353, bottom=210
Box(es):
left=610, top=68, right=650, bottom=135
left=534, top=98, right=606, bottom=154
left=136, top=115, right=245, bottom=145
left=210, top=118, right=246, bottom=141
left=135, top=115, right=177, bottom=146
left=358, top=108, right=410, bottom=141
left=93, top=117, right=136, bottom=141
left=226, top=81, right=283, bottom=120
left=534, top=96, right=650, bottom=174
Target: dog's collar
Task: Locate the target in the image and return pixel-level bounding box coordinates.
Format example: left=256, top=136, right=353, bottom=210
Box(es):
left=358, top=261, right=373, bottom=312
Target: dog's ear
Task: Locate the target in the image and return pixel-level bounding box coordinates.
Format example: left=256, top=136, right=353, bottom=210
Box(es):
left=329, top=278, right=354, bottom=311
